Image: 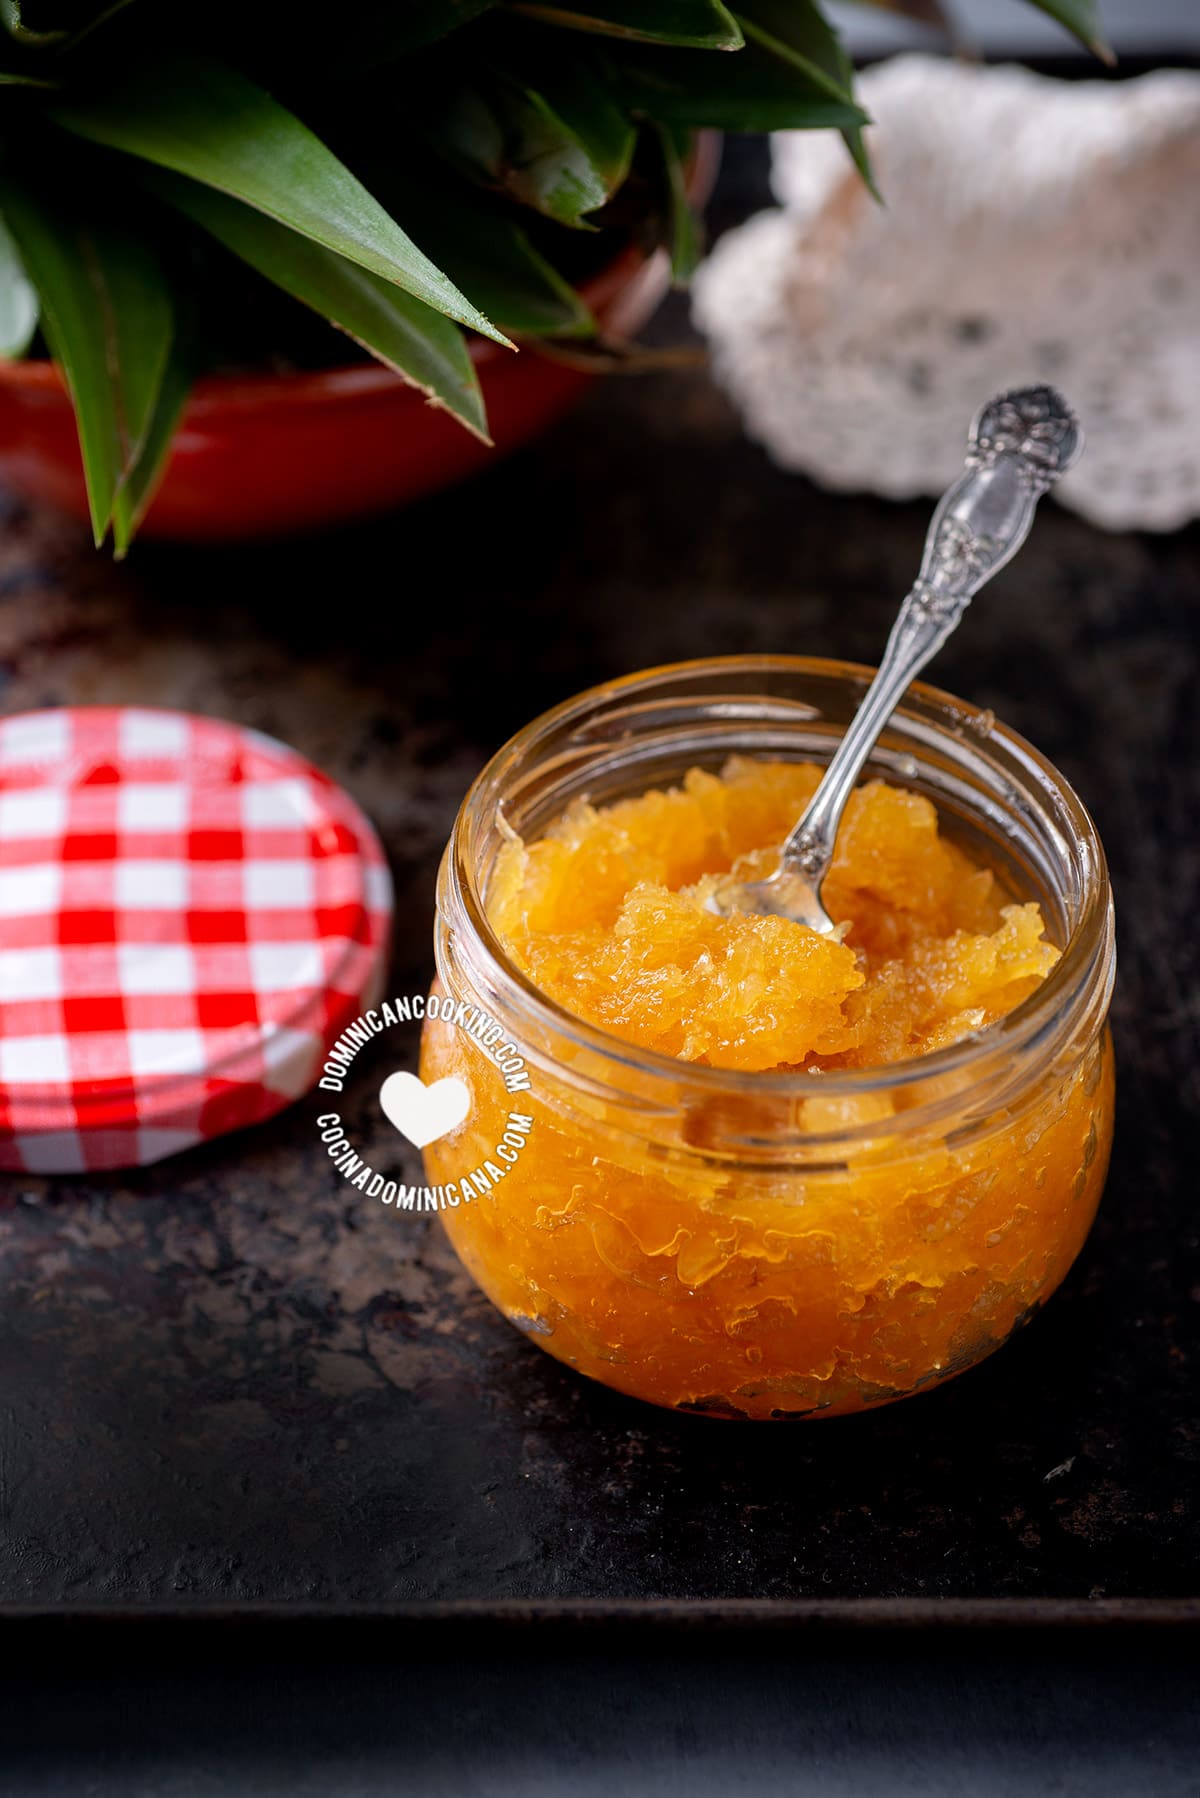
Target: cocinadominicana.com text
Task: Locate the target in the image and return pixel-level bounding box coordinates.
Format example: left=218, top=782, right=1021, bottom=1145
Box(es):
left=316, top=1111, right=535, bottom=1210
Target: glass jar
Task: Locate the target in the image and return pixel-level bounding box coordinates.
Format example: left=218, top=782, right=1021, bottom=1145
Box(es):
left=421, top=656, right=1115, bottom=1421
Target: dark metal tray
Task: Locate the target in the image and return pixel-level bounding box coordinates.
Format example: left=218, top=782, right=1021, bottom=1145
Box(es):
left=0, top=139, right=1196, bottom=1616
left=4, top=1603, right=1199, bottom=1795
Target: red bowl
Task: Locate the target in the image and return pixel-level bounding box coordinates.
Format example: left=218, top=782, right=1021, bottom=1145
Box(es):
left=0, top=141, right=718, bottom=541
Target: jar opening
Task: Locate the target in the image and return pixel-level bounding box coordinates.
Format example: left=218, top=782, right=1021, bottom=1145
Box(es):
left=438, top=656, right=1114, bottom=1140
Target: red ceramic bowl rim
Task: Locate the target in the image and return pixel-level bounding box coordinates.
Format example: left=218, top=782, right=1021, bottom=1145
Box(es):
left=0, top=134, right=720, bottom=420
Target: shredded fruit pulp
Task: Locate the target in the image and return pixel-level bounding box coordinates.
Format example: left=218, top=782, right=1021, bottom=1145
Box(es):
left=422, top=758, right=1112, bottom=1420
left=488, top=758, right=1059, bottom=1069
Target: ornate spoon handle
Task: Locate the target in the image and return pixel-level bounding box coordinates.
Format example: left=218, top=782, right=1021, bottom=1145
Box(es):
left=778, top=385, right=1082, bottom=886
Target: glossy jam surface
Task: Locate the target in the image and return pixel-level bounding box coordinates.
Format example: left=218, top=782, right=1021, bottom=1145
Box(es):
left=487, top=758, right=1059, bottom=1069
left=423, top=760, right=1113, bottom=1420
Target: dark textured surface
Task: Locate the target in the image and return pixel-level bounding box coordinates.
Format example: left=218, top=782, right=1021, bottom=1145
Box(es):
left=4, top=1612, right=1200, bottom=1794
left=0, top=143, right=1197, bottom=1608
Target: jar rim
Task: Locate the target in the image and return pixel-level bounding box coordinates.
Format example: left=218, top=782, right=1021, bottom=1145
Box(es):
left=442, top=654, right=1113, bottom=1108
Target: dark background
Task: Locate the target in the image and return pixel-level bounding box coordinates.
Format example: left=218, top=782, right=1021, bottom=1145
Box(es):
left=0, top=129, right=1196, bottom=1612
left=1, top=1610, right=1197, bottom=1795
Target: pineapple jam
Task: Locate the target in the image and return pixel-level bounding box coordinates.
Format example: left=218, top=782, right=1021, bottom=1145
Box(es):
left=423, top=735, right=1114, bottom=1421
left=485, top=761, right=1061, bottom=1073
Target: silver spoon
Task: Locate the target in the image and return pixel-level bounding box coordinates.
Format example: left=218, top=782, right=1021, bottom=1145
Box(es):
left=708, top=384, right=1082, bottom=934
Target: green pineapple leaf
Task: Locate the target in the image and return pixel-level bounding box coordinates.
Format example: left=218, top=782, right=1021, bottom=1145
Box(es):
left=618, top=26, right=868, bottom=131
left=736, top=0, right=877, bottom=196
left=510, top=0, right=744, bottom=49
left=110, top=318, right=193, bottom=557
left=654, top=122, right=701, bottom=281
left=51, top=52, right=512, bottom=345
left=519, top=39, right=637, bottom=193
left=734, top=5, right=857, bottom=110
left=427, top=41, right=635, bottom=227
left=151, top=170, right=489, bottom=439
left=1023, top=0, right=1113, bottom=62
left=420, top=215, right=594, bottom=335
left=368, top=168, right=594, bottom=336
left=0, top=173, right=173, bottom=545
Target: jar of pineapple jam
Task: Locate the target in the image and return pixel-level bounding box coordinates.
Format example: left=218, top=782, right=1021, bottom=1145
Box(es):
left=421, top=657, right=1115, bottom=1420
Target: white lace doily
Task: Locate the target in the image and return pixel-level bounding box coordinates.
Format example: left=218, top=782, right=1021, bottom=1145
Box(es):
left=692, top=56, right=1200, bottom=532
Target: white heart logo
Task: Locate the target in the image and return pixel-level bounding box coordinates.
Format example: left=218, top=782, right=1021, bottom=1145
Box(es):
left=379, top=1071, right=471, bottom=1149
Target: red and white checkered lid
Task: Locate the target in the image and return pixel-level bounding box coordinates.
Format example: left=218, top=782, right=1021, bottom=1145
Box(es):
left=0, top=706, right=392, bottom=1174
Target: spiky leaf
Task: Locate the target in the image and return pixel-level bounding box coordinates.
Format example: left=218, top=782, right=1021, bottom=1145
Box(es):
left=1023, top=0, right=1113, bottom=61
left=737, top=0, right=876, bottom=195
left=512, top=0, right=743, bottom=49
left=654, top=122, right=700, bottom=281
left=154, top=171, right=489, bottom=439
left=620, top=28, right=868, bottom=131
left=110, top=323, right=192, bottom=556
left=0, top=174, right=173, bottom=545
left=428, top=41, right=635, bottom=227
left=370, top=170, right=594, bottom=336
left=51, top=53, right=511, bottom=344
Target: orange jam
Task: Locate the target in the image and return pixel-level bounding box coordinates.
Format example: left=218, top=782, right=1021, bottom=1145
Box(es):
left=484, top=759, right=1061, bottom=1071
left=422, top=756, right=1113, bottom=1420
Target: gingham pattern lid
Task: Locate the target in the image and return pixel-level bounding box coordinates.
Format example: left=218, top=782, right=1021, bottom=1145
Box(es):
left=0, top=707, right=392, bottom=1174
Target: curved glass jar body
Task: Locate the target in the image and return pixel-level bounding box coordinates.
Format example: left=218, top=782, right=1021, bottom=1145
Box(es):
left=421, top=657, right=1115, bottom=1421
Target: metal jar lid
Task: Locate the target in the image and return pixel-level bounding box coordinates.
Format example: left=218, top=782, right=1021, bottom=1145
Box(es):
left=0, top=707, right=392, bottom=1174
